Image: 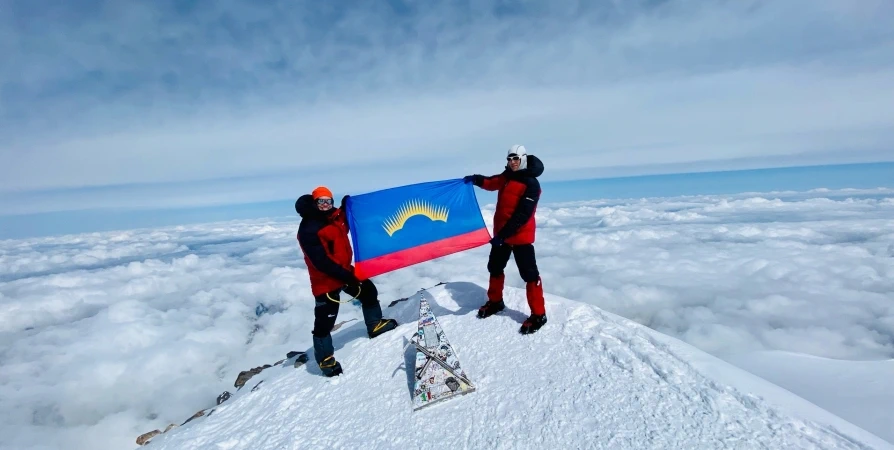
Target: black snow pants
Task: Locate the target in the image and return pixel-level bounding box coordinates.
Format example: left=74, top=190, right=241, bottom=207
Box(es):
left=487, top=243, right=540, bottom=282
left=311, top=279, right=383, bottom=364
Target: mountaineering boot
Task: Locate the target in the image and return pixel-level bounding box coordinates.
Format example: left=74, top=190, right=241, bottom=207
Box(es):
left=357, top=293, right=397, bottom=338
left=360, top=300, right=384, bottom=331
left=312, top=334, right=342, bottom=376
left=368, top=318, right=398, bottom=338
left=477, top=299, right=505, bottom=318
left=519, top=314, right=547, bottom=335
left=318, top=355, right=343, bottom=377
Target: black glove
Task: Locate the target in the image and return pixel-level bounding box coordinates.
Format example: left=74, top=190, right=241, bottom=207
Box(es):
left=344, top=272, right=361, bottom=287
left=463, top=175, right=483, bottom=186
left=490, top=235, right=504, bottom=246
left=340, top=195, right=351, bottom=209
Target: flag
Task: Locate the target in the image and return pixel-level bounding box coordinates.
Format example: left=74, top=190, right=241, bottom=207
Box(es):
left=345, top=178, right=490, bottom=279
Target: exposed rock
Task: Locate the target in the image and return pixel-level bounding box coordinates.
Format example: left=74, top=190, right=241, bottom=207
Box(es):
left=234, top=365, right=271, bottom=389
left=234, top=351, right=302, bottom=389
left=136, top=429, right=161, bottom=446
left=181, top=409, right=207, bottom=426
left=217, top=391, right=231, bottom=405
left=331, top=319, right=356, bottom=332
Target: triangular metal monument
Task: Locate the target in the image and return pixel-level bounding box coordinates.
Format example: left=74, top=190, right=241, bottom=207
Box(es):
left=408, top=297, right=476, bottom=411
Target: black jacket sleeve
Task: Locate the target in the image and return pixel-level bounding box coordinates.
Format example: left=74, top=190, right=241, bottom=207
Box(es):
left=298, top=224, right=355, bottom=283
left=497, top=178, right=540, bottom=240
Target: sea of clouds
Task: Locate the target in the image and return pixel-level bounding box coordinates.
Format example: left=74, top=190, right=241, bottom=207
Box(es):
left=1, top=188, right=893, bottom=449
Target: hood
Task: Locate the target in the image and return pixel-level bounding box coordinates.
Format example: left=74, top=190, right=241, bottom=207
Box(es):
left=505, top=154, right=544, bottom=179
left=295, top=194, right=333, bottom=219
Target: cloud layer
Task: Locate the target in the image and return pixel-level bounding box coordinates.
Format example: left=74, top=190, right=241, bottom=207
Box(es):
left=1, top=187, right=893, bottom=449
left=2, top=0, right=894, bottom=213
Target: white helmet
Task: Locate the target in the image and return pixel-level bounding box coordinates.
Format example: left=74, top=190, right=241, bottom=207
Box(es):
left=507, top=144, right=528, bottom=170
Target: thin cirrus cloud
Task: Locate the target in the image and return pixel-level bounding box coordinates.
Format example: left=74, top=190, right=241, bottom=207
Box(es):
left=1, top=0, right=894, bottom=213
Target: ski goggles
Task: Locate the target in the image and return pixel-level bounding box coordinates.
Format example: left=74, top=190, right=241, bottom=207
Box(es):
left=316, top=198, right=334, bottom=206
left=507, top=154, right=521, bottom=162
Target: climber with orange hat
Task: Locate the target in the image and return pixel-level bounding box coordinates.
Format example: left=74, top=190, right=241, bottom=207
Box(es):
left=295, top=186, right=398, bottom=377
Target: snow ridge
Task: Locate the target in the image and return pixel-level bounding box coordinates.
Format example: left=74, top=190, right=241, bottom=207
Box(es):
left=143, top=283, right=891, bottom=450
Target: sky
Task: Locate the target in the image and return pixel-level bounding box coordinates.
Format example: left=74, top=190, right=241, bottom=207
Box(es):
left=1, top=161, right=892, bottom=240
left=2, top=0, right=894, bottom=223
left=1, top=187, right=892, bottom=449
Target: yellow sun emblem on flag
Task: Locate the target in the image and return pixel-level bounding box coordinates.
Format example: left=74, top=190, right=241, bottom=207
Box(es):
left=383, top=199, right=449, bottom=236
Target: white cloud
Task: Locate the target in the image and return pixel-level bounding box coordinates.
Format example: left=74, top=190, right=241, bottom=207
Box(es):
left=1, top=188, right=893, bottom=449
left=527, top=189, right=894, bottom=360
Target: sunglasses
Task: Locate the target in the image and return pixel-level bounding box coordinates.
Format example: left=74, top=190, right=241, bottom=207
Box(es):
left=506, top=155, right=521, bottom=162
left=316, top=198, right=333, bottom=206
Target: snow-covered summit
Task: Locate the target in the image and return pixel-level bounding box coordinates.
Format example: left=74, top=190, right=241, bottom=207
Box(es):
left=143, top=283, right=891, bottom=449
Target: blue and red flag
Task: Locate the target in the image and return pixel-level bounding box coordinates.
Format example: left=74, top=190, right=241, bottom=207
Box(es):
left=345, top=178, right=491, bottom=279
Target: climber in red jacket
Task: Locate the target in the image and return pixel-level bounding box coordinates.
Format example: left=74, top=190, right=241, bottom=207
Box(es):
left=295, top=186, right=397, bottom=377
left=464, top=144, right=547, bottom=334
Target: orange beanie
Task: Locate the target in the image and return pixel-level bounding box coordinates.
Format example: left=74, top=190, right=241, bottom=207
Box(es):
left=312, top=186, right=333, bottom=199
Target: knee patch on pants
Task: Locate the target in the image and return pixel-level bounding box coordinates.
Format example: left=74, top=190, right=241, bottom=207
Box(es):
left=519, top=268, right=540, bottom=283
left=311, top=328, right=331, bottom=338
left=487, top=260, right=505, bottom=276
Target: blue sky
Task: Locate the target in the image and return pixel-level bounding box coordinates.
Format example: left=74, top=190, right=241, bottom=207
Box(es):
left=2, top=0, right=894, bottom=231
left=2, top=162, right=893, bottom=240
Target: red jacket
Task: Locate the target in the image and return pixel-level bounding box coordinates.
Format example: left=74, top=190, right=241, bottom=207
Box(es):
left=295, top=195, right=355, bottom=296
left=476, top=154, right=544, bottom=245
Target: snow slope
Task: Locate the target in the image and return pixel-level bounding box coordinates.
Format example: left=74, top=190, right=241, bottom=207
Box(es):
left=729, top=351, right=894, bottom=444
left=140, top=283, right=891, bottom=449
